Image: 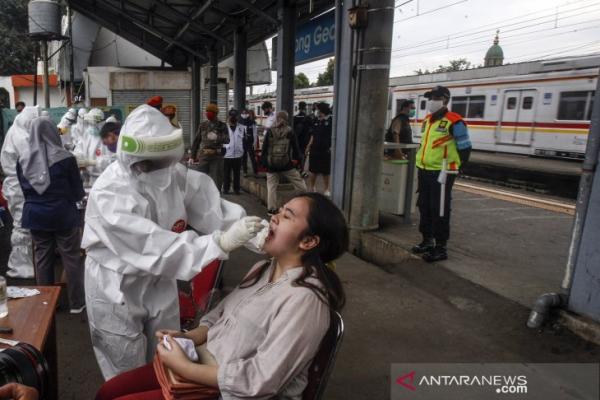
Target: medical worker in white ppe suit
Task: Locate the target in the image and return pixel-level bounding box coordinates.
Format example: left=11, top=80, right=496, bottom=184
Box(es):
left=0, top=107, right=40, bottom=278
left=82, top=105, right=266, bottom=380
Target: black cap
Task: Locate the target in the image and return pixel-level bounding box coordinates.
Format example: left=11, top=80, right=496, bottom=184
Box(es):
left=316, top=102, right=331, bottom=115
left=228, top=109, right=239, bottom=117
left=298, top=101, right=307, bottom=109
left=261, top=101, right=273, bottom=110
left=424, top=85, right=451, bottom=99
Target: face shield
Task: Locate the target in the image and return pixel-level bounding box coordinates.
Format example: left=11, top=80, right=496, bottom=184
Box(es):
left=117, top=105, right=184, bottom=189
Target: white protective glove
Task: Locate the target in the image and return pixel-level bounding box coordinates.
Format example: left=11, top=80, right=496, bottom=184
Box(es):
left=207, top=131, right=218, bottom=141
left=218, top=216, right=263, bottom=253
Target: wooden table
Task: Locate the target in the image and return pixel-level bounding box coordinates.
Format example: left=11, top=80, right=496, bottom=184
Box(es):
left=0, top=286, right=60, bottom=400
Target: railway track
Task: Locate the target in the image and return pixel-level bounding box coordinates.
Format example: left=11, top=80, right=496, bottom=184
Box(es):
left=455, top=181, right=576, bottom=215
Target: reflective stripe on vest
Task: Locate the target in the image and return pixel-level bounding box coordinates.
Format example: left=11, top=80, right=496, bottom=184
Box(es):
left=416, top=114, right=462, bottom=171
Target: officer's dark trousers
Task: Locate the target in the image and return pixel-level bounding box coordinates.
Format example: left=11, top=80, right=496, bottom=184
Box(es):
left=417, top=168, right=456, bottom=244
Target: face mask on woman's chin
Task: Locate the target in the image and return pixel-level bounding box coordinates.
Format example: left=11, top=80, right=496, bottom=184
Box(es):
left=136, top=166, right=173, bottom=190
left=428, top=100, right=445, bottom=114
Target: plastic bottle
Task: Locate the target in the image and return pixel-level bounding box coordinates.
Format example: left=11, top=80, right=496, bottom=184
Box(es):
left=0, top=276, right=8, bottom=318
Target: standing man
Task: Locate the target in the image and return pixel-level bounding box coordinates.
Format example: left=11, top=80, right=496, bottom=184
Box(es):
left=293, top=101, right=312, bottom=155
left=239, top=108, right=258, bottom=177
left=386, top=99, right=415, bottom=159
left=412, top=86, right=471, bottom=262
left=261, top=111, right=307, bottom=215
left=223, top=109, right=245, bottom=195
left=261, top=101, right=276, bottom=129
left=191, top=103, right=229, bottom=192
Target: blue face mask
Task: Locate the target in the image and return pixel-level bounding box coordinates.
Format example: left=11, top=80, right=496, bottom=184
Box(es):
left=409, top=109, right=416, bottom=118
left=86, top=126, right=100, bottom=137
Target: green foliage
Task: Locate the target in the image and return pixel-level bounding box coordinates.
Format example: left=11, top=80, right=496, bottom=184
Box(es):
left=316, top=58, right=334, bottom=86
left=415, top=58, right=472, bottom=75
left=294, top=72, right=310, bottom=89
left=0, top=0, right=37, bottom=75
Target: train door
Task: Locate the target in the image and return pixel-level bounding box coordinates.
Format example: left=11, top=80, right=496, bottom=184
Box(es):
left=498, top=89, right=537, bottom=145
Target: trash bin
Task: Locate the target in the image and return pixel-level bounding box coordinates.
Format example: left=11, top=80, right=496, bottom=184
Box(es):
left=379, top=159, right=417, bottom=215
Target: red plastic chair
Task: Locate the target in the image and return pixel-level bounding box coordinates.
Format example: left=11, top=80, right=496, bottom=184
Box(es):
left=303, top=311, right=345, bottom=400
left=179, top=259, right=224, bottom=329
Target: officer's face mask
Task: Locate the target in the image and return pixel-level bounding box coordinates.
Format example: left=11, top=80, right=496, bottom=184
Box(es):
left=428, top=100, right=444, bottom=114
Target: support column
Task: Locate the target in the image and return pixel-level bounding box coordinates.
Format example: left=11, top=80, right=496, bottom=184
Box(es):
left=332, top=0, right=356, bottom=210
left=209, top=48, right=218, bottom=105
left=276, top=0, right=295, bottom=114
left=234, top=27, right=247, bottom=111
left=346, top=0, right=395, bottom=251
left=41, top=40, right=50, bottom=108
left=191, top=55, right=201, bottom=145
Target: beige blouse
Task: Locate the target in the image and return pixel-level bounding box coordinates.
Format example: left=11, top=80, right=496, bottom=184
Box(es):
left=199, top=260, right=330, bottom=399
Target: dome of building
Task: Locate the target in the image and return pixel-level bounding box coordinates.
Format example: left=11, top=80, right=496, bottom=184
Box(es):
left=484, top=30, right=504, bottom=67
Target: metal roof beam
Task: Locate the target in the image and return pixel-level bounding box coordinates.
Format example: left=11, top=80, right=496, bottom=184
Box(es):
left=72, top=5, right=175, bottom=65
left=156, top=0, right=231, bottom=49
left=99, top=1, right=209, bottom=61
left=229, top=0, right=279, bottom=26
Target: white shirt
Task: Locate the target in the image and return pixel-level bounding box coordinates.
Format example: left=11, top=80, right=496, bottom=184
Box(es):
left=224, top=124, right=245, bottom=158
left=263, top=113, right=276, bottom=129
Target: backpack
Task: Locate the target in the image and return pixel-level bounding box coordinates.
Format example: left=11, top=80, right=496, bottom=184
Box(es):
left=385, top=115, right=400, bottom=143
left=267, top=129, right=291, bottom=169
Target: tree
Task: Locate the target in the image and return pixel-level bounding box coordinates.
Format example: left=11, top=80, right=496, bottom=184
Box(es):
left=294, top=72, right=310, bottom=89
left=415, top=59, right=472, bottom=75
left=0, top=0, right=37, bottom=75
left=316, top=58, right=334, bottom=86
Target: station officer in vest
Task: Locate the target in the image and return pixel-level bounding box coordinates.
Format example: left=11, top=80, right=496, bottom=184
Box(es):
left=412, top=86, right=472, bottom=262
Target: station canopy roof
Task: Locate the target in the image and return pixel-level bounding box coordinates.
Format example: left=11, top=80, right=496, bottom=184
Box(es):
left=71, top=0, right=334, bottom=68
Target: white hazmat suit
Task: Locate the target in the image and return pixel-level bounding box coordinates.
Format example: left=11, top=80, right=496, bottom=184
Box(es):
left=74, top=108, right=113, bottom=186
left=82, top=105, right=264, bottom=380
left=0, top=107, right=40, bottom=278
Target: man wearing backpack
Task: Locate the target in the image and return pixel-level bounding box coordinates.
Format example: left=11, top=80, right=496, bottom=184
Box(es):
left=260, top=111, right=307, bottom=215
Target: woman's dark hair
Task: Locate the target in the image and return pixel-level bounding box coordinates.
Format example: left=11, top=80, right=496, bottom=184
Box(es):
left=240, top=192, right=348, bottom=311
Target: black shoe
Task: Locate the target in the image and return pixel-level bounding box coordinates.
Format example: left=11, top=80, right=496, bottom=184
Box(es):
left=222, top=191, right=231, bottom=195
left=233, top=191, right=241, bottom=195
left=412, top=239, right=435, bottom=254
left=422, top=246, right=448, bottom=263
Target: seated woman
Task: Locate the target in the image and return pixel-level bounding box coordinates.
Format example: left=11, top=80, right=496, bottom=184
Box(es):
left=96, top=192, right=348, bottom=400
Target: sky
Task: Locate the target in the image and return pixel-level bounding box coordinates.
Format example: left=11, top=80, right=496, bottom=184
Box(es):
left=253, top=0, right=600, bottom=93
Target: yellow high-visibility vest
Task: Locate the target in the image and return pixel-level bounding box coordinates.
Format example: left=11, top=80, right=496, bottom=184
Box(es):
left=416, top=111, right=464, bottom=171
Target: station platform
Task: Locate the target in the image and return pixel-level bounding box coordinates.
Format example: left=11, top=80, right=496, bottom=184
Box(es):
left=241, top=174, right=599, bottom=342
left=462, top=151, right=582, bottom=198
left=0, top=184, right=599, bottom=398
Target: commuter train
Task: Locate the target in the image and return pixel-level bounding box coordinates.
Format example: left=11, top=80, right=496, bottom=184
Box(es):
left=248, top=54, right=599, bottom=159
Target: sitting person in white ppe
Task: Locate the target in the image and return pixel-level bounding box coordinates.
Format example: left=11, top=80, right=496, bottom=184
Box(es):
left=73, top=108, right=112, bottom=187
left=83, top=104, right=267, bottom=381
left=96, top=192, right=348, bottom=400
left=0, top=106, right=40, bottom=278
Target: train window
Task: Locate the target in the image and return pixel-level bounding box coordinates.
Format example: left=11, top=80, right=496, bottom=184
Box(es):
left=452, top=95, right=485, bottom=118
left=558, top=91, right=594, bottom=120
left=256, top=106, right=261, bottom=116
left=467, top=96, right=485, bottom=118
left=507, top=97, right=517, bottom=110
left=522, top=96, right=534, bottom=110
left=420, top=100, right=426, bottom=110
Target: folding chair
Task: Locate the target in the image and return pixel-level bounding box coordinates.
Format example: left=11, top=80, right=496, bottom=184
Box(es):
left=178, top=259, right=224, bottom=329
left=303, top=311, right=345, bottom=400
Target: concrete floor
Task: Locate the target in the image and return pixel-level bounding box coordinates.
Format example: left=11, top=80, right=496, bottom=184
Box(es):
left=0, top=191, right=598, bottom=399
